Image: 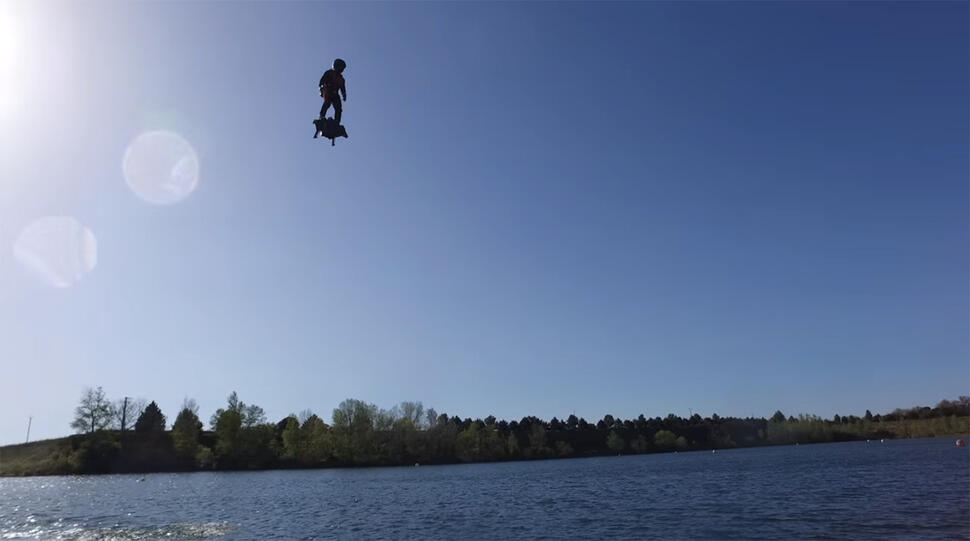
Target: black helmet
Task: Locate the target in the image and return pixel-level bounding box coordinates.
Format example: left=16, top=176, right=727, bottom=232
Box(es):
left=333, top=58, right=346, bottom=72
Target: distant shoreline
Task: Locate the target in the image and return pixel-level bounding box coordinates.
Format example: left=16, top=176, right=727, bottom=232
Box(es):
left=2, top=433, right=968, bottom=479
left=3, top=397, right=967, bottom=477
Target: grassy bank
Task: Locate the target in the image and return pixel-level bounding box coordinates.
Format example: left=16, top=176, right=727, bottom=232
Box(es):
left=3, top=415, right=966, bottom=477
left=1, top=437, right=78, bottom=476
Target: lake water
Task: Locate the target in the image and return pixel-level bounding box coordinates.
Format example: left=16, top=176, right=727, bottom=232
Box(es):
left=1, top=438, right=967, bottom=540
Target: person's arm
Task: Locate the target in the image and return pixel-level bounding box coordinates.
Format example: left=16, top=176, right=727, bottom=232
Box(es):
left=341, top=79, right=347, bottom=101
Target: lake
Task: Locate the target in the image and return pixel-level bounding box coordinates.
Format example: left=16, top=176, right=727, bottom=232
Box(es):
left=1, top=438, right=967, bottom=540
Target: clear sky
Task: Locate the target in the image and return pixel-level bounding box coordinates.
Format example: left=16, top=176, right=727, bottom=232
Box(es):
left=0, top=1, right=967, bottom=444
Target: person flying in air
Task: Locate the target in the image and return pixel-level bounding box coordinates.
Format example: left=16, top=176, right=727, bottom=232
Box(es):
left=319, top=58, right=347, bottom=125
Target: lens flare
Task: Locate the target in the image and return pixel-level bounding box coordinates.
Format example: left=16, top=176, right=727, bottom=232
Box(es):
left=13, top=216, right=97, bottom=288
left=123, top=131, right=200, bottom=205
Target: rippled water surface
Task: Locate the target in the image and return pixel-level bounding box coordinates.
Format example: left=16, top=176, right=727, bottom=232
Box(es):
left=2, top=438, right=967, bottom=540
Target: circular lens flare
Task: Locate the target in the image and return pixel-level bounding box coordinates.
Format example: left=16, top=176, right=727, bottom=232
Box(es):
left=13, top=216, right=97, bottom=288
left=123, top=131, right=200, bottom=205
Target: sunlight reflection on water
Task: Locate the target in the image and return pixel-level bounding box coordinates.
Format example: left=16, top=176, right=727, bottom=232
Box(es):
left=13, top=216, right=97, bottom=288
left=122, top=131, right=199, bottom=205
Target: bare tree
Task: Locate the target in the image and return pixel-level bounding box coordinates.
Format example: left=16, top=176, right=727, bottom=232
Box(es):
left=375, top=407, right=397, bottom=431
left=112, top=398, right=147, bottom=431
left=70, top=386, right=114, bottom=434
left=425, top=407, right=438, bottom=428
left=181, top=397, right=200, bottom=416
left=399, top=401, right=424, bottom=428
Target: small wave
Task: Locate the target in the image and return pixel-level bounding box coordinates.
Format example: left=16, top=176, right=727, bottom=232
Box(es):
left=2, top=522, right=233, bottom=540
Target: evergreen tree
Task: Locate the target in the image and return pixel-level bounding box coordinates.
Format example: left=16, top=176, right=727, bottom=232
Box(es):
left=135, top=401, right=166, bottom=433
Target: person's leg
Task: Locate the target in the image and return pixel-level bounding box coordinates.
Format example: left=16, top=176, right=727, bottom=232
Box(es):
left=332, top=96, right=342, bottom=124
left=319, top=98, right=332, bottom=120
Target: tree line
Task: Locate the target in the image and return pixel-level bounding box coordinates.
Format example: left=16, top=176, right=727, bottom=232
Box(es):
left=27, top=389, right=970, bottom=474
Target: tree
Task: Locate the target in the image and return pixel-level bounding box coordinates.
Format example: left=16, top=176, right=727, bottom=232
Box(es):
left=112, top=398, right=146, bottom=431
left=456, top=422, right=482, bottom=461
left=301, top=414, right=332, bottom=464
left=181, top=397, right=200, bottom=415
left=210, top=391, right=245, bottom=429
left=214, top=409, right=243, bottom=462
left=957, top=395, right=970, bottom=415
left=399, top=401, right=424, bottom=428
left=425, top=408, right=439, bottom=428
left=654, top=429, right=677, bottom=450
left=771, top=410, right=786, bottom=423
left=134, top=401, right=167, bottom=433
left=172, top=401, right=203, bottom=461
left=280, top=416, right=301, bottom=461
left=675, top=436, right=689, bottom=450
left=243, top=404, right=266, bottom=428
left=332, top=399, right=378, bottom=462
left=630, top=435, right=650, bottom=453
left=332, top=399, right=377, bottom=432
left=70, top=386, right=114, bottom=434
left=606, top=431, right=625, bottom=453
left=554, top=440, right=574, bottom=457
left=528, top=424, right=548, bottom=457
left=506, top=432, right=520, bottom=456
left=375, top=408, right=397, bottom=431
left=864, top=409, right=873, bottom=421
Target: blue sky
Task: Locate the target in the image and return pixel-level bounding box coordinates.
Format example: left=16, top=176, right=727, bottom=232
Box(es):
left=0, top=2, right=967, bottom=444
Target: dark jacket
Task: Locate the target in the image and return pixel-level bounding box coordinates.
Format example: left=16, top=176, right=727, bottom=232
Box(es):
left=319, top=69, right=346, bottom=98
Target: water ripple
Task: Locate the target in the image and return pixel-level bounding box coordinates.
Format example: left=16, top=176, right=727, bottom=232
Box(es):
left=1, top=439, right=967, bottom=540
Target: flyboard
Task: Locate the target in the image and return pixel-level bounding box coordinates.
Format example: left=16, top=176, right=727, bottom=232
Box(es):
left=313, top=117, right=348, bottom=146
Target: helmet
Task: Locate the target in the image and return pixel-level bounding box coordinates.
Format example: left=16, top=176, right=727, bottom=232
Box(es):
left=333, top=58, right=346, bottom=72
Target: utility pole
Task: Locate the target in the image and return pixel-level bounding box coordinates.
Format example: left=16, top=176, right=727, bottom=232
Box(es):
left=25, top=416, right=32, bottom=443
left=120, top=397, right=130, bottom=433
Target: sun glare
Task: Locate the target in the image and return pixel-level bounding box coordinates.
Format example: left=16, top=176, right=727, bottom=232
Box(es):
left=0, top=9, right=25, bottom=119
